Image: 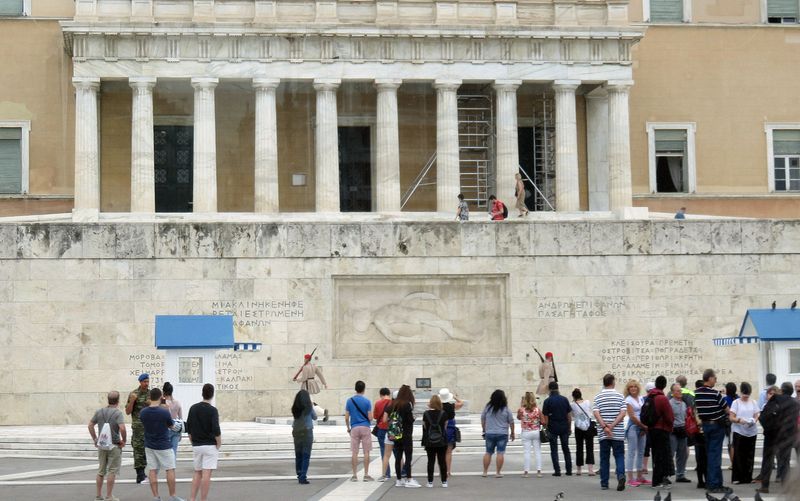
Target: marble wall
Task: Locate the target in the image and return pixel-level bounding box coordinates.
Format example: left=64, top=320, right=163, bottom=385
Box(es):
left=0, top=219, right=791, bottom=424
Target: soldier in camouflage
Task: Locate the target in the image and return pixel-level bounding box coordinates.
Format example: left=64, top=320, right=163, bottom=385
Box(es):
left=125, top=373, right=150, bottom=483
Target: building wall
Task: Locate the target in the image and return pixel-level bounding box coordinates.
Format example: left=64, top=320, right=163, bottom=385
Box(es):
left=629, top=25, right=800, bottom=213
left=0, top=219, right=790, bottom=424
left=0, top=16, right=74, bottom=214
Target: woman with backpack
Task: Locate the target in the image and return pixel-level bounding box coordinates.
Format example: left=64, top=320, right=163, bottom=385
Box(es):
left=517, top=392, right=543, bottom=478
left=391, top=385, right=421, bottom=488
left=422, top=395, right=449, bottom=488
left=481, top=389, right=515, bottom=478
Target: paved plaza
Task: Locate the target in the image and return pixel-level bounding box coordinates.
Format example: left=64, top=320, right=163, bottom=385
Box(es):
left=0, top=420, right=795, bottom=501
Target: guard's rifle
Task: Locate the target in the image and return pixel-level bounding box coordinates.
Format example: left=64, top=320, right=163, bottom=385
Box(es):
left=292, top=346, right=318, bottom=381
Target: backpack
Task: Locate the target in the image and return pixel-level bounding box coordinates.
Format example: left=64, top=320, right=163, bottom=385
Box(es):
left=501, top=203, right=508, bottom=219
left=426, top=411, right=447, bottom=448
left=97, top=422, right=115, bottom=450
left=388, top=409, right=403, bottom=441
left=639, top=396, right=658, bottom=428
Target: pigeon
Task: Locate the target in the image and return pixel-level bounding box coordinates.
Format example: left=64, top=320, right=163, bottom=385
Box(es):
left=792, top=300, right=797, bottom=309
left=654, top=491, right=661, bottom=501
left=755, top=491, right=764, bottom=501
left=705, top=493, right=721, bottom=501
left=664, top=493, right=671, bottom=501
left=772, top=301, right=777, bottom=310
left=726, top=495, right=740, bottom=501
left=554, top=493, right=564, bottom=501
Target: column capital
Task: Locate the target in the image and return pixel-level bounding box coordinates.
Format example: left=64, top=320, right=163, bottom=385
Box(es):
left=585, top=86, right=608, bottom=100
left=433, top=79, right=461, bottom=91
left=493, top=79, right=522, bottom=91
left=605, top=80, right=634, bottom=92
left=73, top=77, right=100, bottom=90
left=191, top=77, right=219, bottom=90
left=313, top=78, right=341, bottom=91
left=374, top=79, right=402, bottom=91
left=129, top=76, right=157, bottom=90
left=553, top=79, right=581, bottom=91
left=253, top=77, right=280, bottom=90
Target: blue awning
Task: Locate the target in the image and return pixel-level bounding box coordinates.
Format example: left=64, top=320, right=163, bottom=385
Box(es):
left=155, top=315, right=234, bottom=349
left=713, top=308, right=800, bottom=346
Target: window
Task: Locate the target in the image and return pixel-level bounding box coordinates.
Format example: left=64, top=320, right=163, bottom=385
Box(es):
left=765, top=124, right=800, bottom=192
left=645, top=0, right=689, bottom=23
left=647, top=123, right=696, bottom=194
left=0, top=0, right=27, bottom=16
left=0, top=122, right=30, bottom=194
left=767, top=0, right=799, bottom=24
left=790, top=348, right=800, bottom=374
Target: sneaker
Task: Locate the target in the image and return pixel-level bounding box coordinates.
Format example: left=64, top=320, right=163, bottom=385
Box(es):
left=404, top=478, right=421, bottom=488
left=363, top=475, right=374, bottom=482
left=426, top=482, right=433, bottom=488
left=617, top=476, right=626, bottom=491
left=299, top=479, right=310, bottom=485
left=755, top=487, right=770, bottom=494
left=104, top=497, right=120, bottom=501
left=522, top=472, right=528, bottom=478
left=95, top=497, right=105, bottom=501
left=168, top=497, right=185, bottom=501
left=696, top=482, right=706, bottom=489
left=676, top=476, right=691, bottom=483
left=395, top=479, right=405, bottom=487
left=442, top=481, right=448, bottom=488
left=601, top=485, right=609, bottom=490
left=552, top=472, right=561, bottom=477
left=377, top=476, right=387, bottom=482
left=628, top=480, right=641, bottom=487
left=323, top=409, right=329, bottom=422
left=537, top=471, right=542, bottom=478
left=638, top=478, right=651, bottom=485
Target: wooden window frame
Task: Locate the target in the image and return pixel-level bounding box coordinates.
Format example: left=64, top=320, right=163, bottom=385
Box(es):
left=765, top=123, right=800, bottom=192
left=646, top=122, right=696, bottom=194
left=643, top=0, right=692, bottom=23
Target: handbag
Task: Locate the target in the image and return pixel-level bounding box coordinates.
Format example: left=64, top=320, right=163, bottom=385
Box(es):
left=576, top=402, right=597, bottom=437
left=371, top=425, right=379, bottom=437
left=685, top=406, right=699, bottom=437
left=454, top=426, right=462, bottom=443
left=539, top=427, right=550, bottom=443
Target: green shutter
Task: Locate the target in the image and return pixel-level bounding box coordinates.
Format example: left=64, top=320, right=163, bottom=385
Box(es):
left=654, top=129, right=687, bottom=154
left=774, top=129, right=800, bottom=155
left=768, top=0, right=800, bottom=18
left=650, top=0, right=683, bottom=23
left=0, top=128, right=22, bottom=194
left=0, top=0, right=23, bottom=16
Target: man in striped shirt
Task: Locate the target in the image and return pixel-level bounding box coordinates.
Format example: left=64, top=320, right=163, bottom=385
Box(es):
left=694, top=368, right=730, bottom=494
left=592, top=373, right=627, bottom=492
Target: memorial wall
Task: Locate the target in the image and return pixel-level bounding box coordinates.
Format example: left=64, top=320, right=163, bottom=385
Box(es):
left=0, top=219, right=792, bottom=425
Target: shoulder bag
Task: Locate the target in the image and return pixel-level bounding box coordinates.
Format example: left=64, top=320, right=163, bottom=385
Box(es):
left=576, top=402, right=598, bottom=437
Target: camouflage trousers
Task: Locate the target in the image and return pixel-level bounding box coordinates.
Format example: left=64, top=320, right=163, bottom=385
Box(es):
left=132, top=422, right=146, bottom=470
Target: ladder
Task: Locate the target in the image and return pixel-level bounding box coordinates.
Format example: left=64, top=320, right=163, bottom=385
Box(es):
left=457, top=90, right=493, bottom=208
left=531, top=94, right=556, bottom=211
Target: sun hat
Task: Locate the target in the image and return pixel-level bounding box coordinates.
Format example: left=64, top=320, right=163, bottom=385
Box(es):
left=438, top=388, right=456, bottom=404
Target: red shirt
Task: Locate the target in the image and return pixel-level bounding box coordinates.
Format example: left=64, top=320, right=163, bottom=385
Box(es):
left=648, top=388, right=674, bottom=432
left=374, top=398, right=391, bottom=430
left=491, top=199, right=505, bottom=220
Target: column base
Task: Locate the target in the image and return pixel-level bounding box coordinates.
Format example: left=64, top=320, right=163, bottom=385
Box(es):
left=72, top=208, right=100, bottom=222
left=614, top=206, right=649, bottom=220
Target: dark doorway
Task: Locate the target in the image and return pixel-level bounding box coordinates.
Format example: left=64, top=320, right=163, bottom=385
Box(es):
left=518, top=127, right=536, bottom=210
left=338, top=126, right=371, bottom=212
left=154, top=125, right=193, bottom=212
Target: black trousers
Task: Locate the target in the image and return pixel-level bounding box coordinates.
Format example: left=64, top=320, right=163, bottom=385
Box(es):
left=394, top=438, right=413, bottom=480
left=694, top=433, right=707, bottom=484
left=731, top=432, right=756, bottom=484
left=426, top=446, right=447, bottom=483
left=760, top=434, right=792, bottom=488
left=549, top=431, right=572, bottom=474
left=650, top=429, right=673, bottom=486
left=574, top=427, right=595, bottom=466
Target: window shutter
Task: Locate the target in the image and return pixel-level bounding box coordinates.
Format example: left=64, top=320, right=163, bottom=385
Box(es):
left=650, top=0, right=683, bottom=22
left=768, top=0, right=800, bottom=18
left=0, top=0, right=24, bottom=16
left=0, top=128, right=22, bottom=194
left=654, top=129, right=687, bottom=154
left=774, top=129, right=800, bottom=155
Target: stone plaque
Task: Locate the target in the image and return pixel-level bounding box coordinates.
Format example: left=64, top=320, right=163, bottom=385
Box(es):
left=333, top=274, right=509, bottom=358
left=178, top=356, right=203, bottom=384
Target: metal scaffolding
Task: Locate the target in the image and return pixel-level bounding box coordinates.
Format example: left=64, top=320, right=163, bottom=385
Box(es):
left=531, top=94, right=556, bottom=211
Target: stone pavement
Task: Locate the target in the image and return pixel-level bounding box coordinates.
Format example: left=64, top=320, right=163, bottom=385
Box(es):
left=0, top=420, right=795, bottom=500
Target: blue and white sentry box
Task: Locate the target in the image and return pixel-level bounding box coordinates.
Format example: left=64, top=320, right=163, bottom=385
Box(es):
left=155, top=315, right=235, bottom=409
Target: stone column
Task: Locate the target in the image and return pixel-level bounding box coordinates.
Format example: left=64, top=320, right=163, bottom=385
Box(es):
left=72, top=77, right=101, bottom=220
left=553, top=80, right=580, bottom=211
left=253, top=78, right=280, bottom=213
left=129, top=76, right=157, bottom=213
left=434, top=79, right=461, bottom=212
left=313, top=79, right=341, bottom=212
left=607, top=80, right=634, bottom=210
left=375, top=79, right=402, bottom=212
left=494, top=80, right=522, bottom=201
left=191, top=77, right=219, bottom=213
left=585, top=87, right=609, bottom=211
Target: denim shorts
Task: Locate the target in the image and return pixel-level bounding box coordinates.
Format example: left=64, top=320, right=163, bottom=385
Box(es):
left=485, top=433, right=509, bottom=454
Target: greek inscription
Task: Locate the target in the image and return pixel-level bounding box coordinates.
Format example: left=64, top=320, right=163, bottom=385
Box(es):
left=600, top=339, right=734, bottom=382
left=536, top=298, right=626, bottom=319
left=210, top=299, right=305, bottom=325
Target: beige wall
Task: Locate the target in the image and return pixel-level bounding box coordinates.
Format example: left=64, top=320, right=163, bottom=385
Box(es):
left=31, top=0, right=75, bottom=17
left=0, top=19, right=74, bottom=213
left=630, top=26, right=800, bottom=201
left=630, top=0, right=761, bottom=23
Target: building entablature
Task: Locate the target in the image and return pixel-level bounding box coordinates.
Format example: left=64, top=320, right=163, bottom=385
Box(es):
left=71, top=0, right=633, bottom=28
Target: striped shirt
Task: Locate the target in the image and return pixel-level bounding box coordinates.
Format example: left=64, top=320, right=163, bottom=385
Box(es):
left=593, top=388, right=626, bottom=441
left=694, top=386, right=728, bottom=422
